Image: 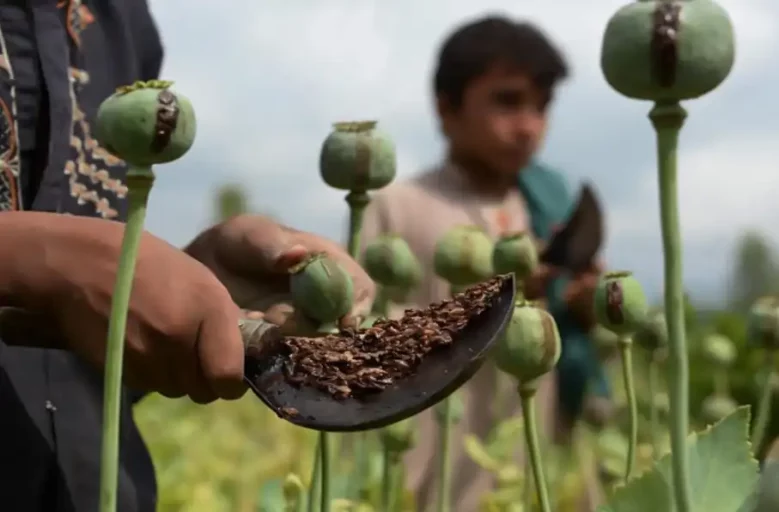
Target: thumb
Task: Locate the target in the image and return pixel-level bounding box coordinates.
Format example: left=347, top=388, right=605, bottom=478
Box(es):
left=339, top=278, right=377, bottom=330
left=538, top=264, right=560, bottom=281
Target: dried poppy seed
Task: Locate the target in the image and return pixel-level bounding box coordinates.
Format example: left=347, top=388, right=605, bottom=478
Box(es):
left=280, top=275, right=507, bottom=399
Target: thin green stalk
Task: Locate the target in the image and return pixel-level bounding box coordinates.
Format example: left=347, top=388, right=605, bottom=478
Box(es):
left=650, top=101, right=691, bottom=512
left=519, top=385, right=551, bottom=512
left=751, top=353, right=776, bottom=454
left=308, top=436, right=322, bottom=512
left=619, top=337, right=637, bottom=482
left=344, top=190, right=370, bottom=503
left=99, top=167, right=154, bottom=512
left=345, top=191, right=369, bottom=257
left=522, top=455, right=533, bottom=511
left=320, top=432, right=331, bottom=512
left=381, top=450, right=400, bottom=512
left=435, top=398, right=453, bottom=512
left=647, top=354, right=660, bottom=457
left=381, top=446, right=392, bottom=512
left=713, top=369, right=729, bottom=396
left=373, top=287, right=390, bottom=316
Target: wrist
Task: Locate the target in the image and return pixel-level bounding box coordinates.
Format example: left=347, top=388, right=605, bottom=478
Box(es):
left=0, top=213, right=32, bottom=307
left=0, top=212, right=60, bottom=310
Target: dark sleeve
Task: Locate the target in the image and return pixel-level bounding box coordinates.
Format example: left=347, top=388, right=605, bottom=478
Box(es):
left=129, top=0, right=164, bottom=81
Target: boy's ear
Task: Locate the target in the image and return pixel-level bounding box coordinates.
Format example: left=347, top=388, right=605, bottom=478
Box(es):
left=435, top=93, right=452, bottom=119
left=435, top=94, right=456, bottom=137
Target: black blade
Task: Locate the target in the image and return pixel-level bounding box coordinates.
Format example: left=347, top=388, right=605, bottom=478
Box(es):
left=243, top=275, right=517, bottom=432
left=540, top=183, right=604, bottom=273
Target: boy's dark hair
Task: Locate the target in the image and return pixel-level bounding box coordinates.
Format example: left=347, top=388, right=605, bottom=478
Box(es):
left=433, top=15, right=569, bottom=108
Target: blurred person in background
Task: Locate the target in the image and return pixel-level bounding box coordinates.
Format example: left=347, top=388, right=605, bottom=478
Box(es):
left=362, top=15, right=612, bottom=512
left=0, top=1, right=375, bottom=511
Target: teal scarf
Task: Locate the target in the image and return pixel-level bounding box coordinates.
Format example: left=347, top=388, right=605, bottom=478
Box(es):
left=517, top=160, right=610, bottom=420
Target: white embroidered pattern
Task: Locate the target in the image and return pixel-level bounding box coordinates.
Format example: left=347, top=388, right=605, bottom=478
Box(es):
left=65, top=67, right=128, bottom=219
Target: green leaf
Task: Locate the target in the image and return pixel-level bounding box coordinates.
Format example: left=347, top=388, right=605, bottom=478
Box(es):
left=599, top=406, right=758, bottom=512
left=256, top=478, right=285, bottom=512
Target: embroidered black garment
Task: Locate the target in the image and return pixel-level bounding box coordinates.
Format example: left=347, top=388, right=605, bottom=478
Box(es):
left=0, top=1, right=163, bottom=510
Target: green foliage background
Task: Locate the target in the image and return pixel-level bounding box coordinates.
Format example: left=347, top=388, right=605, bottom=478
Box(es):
left=131, top=191, right=779, bottom=511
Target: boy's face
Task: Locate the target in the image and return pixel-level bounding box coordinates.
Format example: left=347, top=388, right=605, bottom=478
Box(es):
left=438, top=64, right=551, bottom=179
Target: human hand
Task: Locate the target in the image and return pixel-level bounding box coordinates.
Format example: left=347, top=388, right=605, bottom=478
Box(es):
left=563, top=260, right=603, bottom=328
left=184, top=214, right=376, bottom=333
left=522, top=259, right=602, bottom=329
left=0, top=212, right=246, bottom=404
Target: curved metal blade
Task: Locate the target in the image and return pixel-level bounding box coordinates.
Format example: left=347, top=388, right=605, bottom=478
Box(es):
left=540, top=183, right=604, bottom=273
left=243, top=274, right=516, bottom=432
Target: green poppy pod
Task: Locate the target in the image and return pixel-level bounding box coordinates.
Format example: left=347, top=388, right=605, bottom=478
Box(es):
left=96, top=80, right=196, bottom=166
left=289, top=253, right=354, bottom=324
left=600, top=0, right=735, bottom=101
left=634, top=310, right=669, bottom=353
left=594, top=271, right=649, bottom=336
left=493, top=302, right=562, bottom=385
left=380, top=418, right=416, bottom=453
left=492, top=231, right=539, bottom=282
left=282, top=473, right=305, bottom=507
left=363, top=234, right=422, bottom=290
left=700, top=393, right=737, bottom=425
left=433, top=225, right=494, bottom=287
left=701, top=333, right=737, bottom=368
left=319, top=121, right=396, bottom=191
left=748, top=296, right=779, bottom=351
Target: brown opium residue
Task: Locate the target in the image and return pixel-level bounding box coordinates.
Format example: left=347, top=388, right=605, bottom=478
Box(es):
left=283, top=275, right=506, bottom=399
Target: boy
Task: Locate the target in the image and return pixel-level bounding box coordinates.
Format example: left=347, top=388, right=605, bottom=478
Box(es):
left=362, top=15, right=611, bottom=511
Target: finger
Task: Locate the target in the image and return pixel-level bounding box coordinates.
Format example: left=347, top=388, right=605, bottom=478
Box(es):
left=176, top=342, right=218, bottom=405
left=262, top=302, right=294, bottom=326
left=241, top=309, right=265, bottom=320
left=135, top=320, right=216, bottom=404
left=196, top=295, right=247, bottom=400
left=123, top=347, right=185, bottom=399
left=340, top=279, right=376, bottom=330
left=273, top=244, right=309, bottom=272
left=541, top=264, right=562, bottom=279
left=215, top=216, right=297, bottom=276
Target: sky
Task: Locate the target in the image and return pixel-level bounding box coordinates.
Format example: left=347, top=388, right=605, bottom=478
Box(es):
left=143, top=0, right=779, bottom=304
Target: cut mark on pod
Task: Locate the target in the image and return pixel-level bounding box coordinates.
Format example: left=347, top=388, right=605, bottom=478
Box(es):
left=460, top=232, right=474, bottom=284
left=354, top=133, right=372, bottom=191
left=651, top=1, right=682, bottom=88
left=151, top=89, right=179, bottom=153
left=540, top=310, right=558, bottom=367
left=378, top=241, right=395, bottom=279
left=605, top=280, right=624, bottom=325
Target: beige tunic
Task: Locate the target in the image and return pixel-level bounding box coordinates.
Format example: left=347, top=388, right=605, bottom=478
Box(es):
left=362, top=162, right=603, bottom=511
